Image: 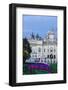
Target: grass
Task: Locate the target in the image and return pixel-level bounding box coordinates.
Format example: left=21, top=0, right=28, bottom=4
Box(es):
left=50, top=63, right=57, bottom=73
left=23, top=63, right=57, bottom=75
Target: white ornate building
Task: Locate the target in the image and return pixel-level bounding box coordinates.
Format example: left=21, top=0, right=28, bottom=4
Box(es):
left=26, top=31, right=57, bottom=64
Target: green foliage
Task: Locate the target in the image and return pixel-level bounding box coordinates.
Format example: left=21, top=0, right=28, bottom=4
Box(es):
left=50, top=63, right=57, bottom=73
left=23, top=38, right=32, bottom=63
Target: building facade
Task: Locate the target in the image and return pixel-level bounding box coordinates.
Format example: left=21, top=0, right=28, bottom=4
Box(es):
left=26, top=31, right=57, bottom=64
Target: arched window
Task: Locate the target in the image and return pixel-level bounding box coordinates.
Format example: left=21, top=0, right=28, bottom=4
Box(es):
left=50, top=47, right=53, bottom=52
left=50, top=54, right=53, bottom=59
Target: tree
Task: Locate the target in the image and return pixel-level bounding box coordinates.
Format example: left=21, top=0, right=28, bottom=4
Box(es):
left=23, top=38, right=32, bottom=63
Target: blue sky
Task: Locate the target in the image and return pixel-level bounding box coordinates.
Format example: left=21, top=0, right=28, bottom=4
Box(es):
left=23, top=15, right=57, bottom=38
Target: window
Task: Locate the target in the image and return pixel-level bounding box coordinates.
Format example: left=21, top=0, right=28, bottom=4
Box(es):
left=32, top=54, right=37, bottom=58
left=38, top=48, right=41, bottom=52
left=48, top=60, right=49, bottom=63
left=50, top=47, right=53, bottom=52
left=47, top=55, right=49, bottom=58
left=54, top=55, right=56, bottom=59
left=35, top=55, right=37, bottom=58
left=32, top=55, right=34, bottom=58
left=50, top=54, right=53, bottom=59
left=54, top=49, right=56, bottom=52
left=44, top=58, right=46, bottom=63
left=48, top=49, right=49, bottom=52
left=44, top=49, right=45, bottom=52
left=50, top=49, right=53, bottom=52
left=54, top=60, right=55, bottom=63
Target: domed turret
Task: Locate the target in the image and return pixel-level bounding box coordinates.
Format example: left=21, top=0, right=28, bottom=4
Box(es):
left=47, top=31, right=55, bottom=41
